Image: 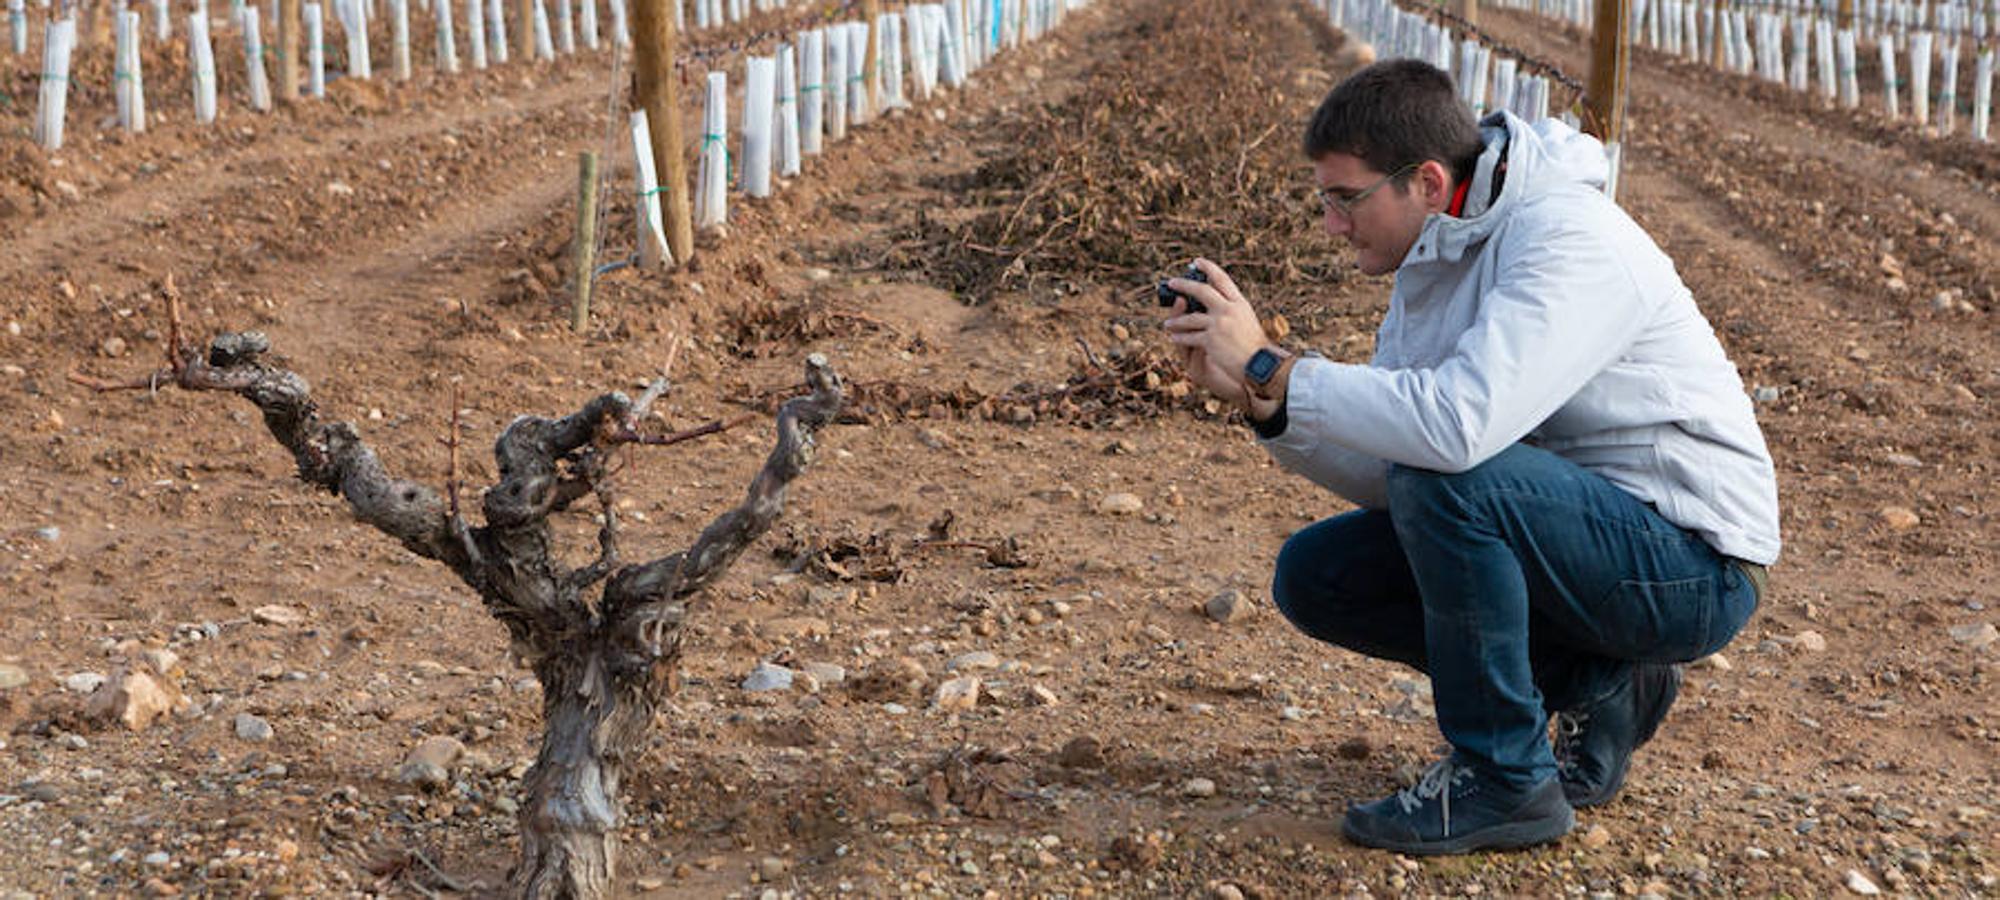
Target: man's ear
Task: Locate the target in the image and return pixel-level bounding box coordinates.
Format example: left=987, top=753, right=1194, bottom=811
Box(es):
left=1417, top=160, right=1453, bottom=211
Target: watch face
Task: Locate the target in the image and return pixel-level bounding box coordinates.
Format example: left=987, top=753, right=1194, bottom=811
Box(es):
left=1246, top=348, right=1281, bottom=385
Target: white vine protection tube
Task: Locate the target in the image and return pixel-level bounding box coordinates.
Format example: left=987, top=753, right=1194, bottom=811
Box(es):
left=244, top=6, right=273, bottom=109
left=532, top=0, right=553, bottom=60
left=33, top=17, right=74, bottom=150
left=777, top=44, right=801, bottom=176
left=942, top=0, right=966, bottom=87
left=1788, top=16, right=1808, bottom=90
left=1837, top=28, right=1857, bottom=106
left=1972, top=49, right=1992, bottom=140
left=391, top=0, right=410, bottom=79
left=846, top=20, right=867, bottom=126
left=191, top=13, right=218, bottom=123
left=488, top=0, right=507, bottom=62
left=344, top=0, right=371, bottom=78
left=436, top=0, right=458, bottom=72
left=466, top=0, right=485, bottom=67
left=905, top=5, right=931, bottom=99
left=152, top=0, right=170, bottom=41
left=1815, top=18, right=1835, bottom=100
left=1493, top=57, right=1517, bottom=114
left=605, top=0, right=626, bottom=46
left=578, top=0, right=595, bottom=51
left=116, top=10, right=139, bottom=130
left=694, top=70, right=728, bottom=229
left=1880, top=39, right=1899, bottom=118
left=12, top=0, right=29, bottom=55
left=629, top=109, right=674, bottom=268
left=556, top=0, right=572, bottom=53
left=1684, top=0, right=1700, bottom=61
left=1910, top=31, right=1931, bottom=126
left=306, top=2, right=325, bottom=95
left=884, top=12, right=905, bottom=108
left=742, top=55, right=775, bottom=198
left=827, top=24, right=848, bottom=139
left=1938, top=38, right=1958, bottom=133
left=802, top=28, right=824, bottom=154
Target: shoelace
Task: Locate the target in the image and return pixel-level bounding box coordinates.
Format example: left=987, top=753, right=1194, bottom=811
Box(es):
left=1552, top=710, right=1589, bottom=774
left=1395, top=759, right=1474, bottom=835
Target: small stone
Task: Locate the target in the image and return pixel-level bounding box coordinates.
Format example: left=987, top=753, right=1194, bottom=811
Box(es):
left=0, top=664, right=28, bottom=690
left=1182, top=777, right=1217, bottom=798
left=252, top=605, right=305, bottom=626
left=136, top=649, right=180, bottom=678
left=1026, top=685, right=1060, bottom=706
left=100, top=336, right=128, bottom=358
left=63, top=672, right=106, bottom=694
left=233, top=713, right=273, bottom=742
left=86, top=669, right=182, bottom=731
left=1884, top=453, right=1923, bottom=468
left=1057, top=736, right=1105, bottom=769
left=1877, top=507, right=1920, bottom=530
left=141, top=877, right=180, bottom=897
left=395, top=736, right=466, bottom=787
left=758, top=857, right=787, bottom=880
left=805, top=267, right=833, bottom=282
left=1280, top=705, right=1307, bottom=721
left=142, top=851, right=171, bottom=867
left=1211, top=886, right=1245, bottom=900
left=933, top=676, right=981, bottom=712
left=634, top=876, right=665, bottom=890
left=1695, top=653, right=1733, bottom=671
left=1203, top=590, right=1247, bottom=624
left=1794, top=630, right=1827, bottom=652
left=1885, top=277, right=1908, bottom=294
left=327, top=181, right=355, bottom=197
left=1097, top=493, right=1143, bottom=516
left=1948, top=622, right=1998, bottom=648
left=947, top=650, right=999, bottom=671
left=1581, top=825, right=1612, bottom=850
left=1751, top=385, right=1781, bottom=404
left=760, top=617, right=831, bottom=642
left=274, top=839, right=299, bottom=862
left=800, top=662, right=847, bottom=686
left=742, top=662, right=795, bottom=693
left=1845, top=869, right=1881, bottom=896
left=1743, top=846, right=1771, bottom=860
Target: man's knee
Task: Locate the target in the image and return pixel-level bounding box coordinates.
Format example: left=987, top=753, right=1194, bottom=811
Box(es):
left=1270, top=517, right=1388, bottom=642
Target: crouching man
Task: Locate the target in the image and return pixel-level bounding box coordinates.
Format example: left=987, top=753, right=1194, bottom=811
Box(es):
left=1161, top=60, right=1779, bottom=855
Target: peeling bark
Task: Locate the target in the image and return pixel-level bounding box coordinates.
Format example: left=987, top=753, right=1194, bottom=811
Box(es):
left=93, top=328, right=845, bottom=898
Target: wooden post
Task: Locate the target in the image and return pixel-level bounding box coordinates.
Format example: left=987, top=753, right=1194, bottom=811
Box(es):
left=1837, top=0, right=1852, bottom=30
left=863, top=0, right=882, bottom=113
left=571, top=151, right=599, bottom=333
left=279, top=0, right=301, bottom=101
left=633, top=0, right=694, bottom=265
left=517, top=0, right=534, bottom=59
left=1586, top=0, right=1630, bottom=195
left=1710, top=0, right=1726, bottom=68
left=1456, top=0, right=1479, bottom=28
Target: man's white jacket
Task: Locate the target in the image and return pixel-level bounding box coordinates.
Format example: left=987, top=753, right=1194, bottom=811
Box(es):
left=1264, top=111, right=1782, bottom=566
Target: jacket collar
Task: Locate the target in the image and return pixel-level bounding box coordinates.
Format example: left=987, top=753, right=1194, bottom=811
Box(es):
left=1397, top=112, right=1523, bottom=269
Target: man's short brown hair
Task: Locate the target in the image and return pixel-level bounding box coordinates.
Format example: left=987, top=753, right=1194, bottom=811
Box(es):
left=1303, top=59, right=1484, bottom=184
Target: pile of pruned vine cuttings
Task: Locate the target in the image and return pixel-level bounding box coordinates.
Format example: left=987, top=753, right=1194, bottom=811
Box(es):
left=739, top=336, right=1230, bottom=428
left=905, top=0, right=1352, bottom=310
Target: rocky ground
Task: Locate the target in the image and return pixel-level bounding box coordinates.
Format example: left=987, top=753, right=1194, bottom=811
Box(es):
left=2, top=0, right=1997, bottom=896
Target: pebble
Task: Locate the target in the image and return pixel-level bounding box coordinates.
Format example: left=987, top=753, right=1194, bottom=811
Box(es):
left=1212, top=886, right=1245, bottom=900
left=805, top=267, right=833, bottom=282
left=1695, top=653, right=1733, bottom=671
left=947, top=651, right=999, bottom=672
left=251, top=605, right=305, bottom=626
left=1743, top=846, right=1771, bottom=860
left=1876, top=507, right=1921, bottom=530
left=1844, top=870, right=1881, bottom=896
left=395, top=736, right=466, bottom=787
left=1580, top=825, right=1611, bottom=850
left=1794, top=630, right=1827, bottom=652
left=933, top=676, right=981, bottom=712
left=742, top=663, right=796, bottom=693
left=1097, top=493, right=1144, bottom=516
left=142, top=851, right=170, bottom=867
left=1203, top=590, right=1247, bottom=624
left=63, top=672, right=106, bottom=694
left=1884, top=452, right=1923, bottom=468
left=1751, top=385, right=1781, bottom=404
left=234, top=713, right=274, bottom=742
left=1182, top=778, right=1217, bottom=798
left=34, top=525, right=61, bottom=542
left=100, top=336, right=128, bottom=358
left=758, top=856, right=788, bottom=880
left=1948, top=623, right=1997, bottom=648
left=800, top=662, right=847, bottom=686
left=0, top=664, right=28, bottom=691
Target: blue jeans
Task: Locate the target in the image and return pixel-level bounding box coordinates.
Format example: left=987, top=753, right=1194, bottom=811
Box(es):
left=1272, top=444, right=1759, bottom=789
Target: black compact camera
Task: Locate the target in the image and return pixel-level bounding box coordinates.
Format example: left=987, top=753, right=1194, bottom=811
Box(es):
left=1155, top=263, right=1208, bottom=315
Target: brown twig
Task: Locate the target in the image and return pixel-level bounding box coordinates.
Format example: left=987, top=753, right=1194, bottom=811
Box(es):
left=1075, top=337, right=1105, bottom=373
left=608, top=412, right=757, bottom=448
left=162, top=275, right=187, bottom=377
left=68, top=369, right=174, bottom=392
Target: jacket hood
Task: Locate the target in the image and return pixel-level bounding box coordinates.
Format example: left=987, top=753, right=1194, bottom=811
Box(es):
left=1401, top=112, right=1610, bottom=267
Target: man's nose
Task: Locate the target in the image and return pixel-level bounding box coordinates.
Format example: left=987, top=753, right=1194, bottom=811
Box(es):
left=1323, top=208, right=1352, bottom=237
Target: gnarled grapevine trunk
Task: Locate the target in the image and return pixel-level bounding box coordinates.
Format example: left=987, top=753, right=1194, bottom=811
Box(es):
left=83, top=301, right=844, bottom=899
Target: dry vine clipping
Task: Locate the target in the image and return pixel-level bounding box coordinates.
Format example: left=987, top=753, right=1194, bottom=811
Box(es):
left=72, top=278, right=847, bottom=899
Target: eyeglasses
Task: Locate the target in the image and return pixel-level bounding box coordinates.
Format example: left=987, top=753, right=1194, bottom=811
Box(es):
left=1316, top=163, right=1419, bottom=219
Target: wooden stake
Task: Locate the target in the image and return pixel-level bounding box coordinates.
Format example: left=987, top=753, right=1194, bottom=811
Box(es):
left=1586, top=0, right=1630, bottom=143
left=1456, top=0, right=1479, bottom=29
left=279, top=0, right=300, bottom=101
left=863, top=0, right=882, bottom=114
left=1837, top=0, right=1852, bottom=30
left=517, top=0, right=533, bottom=60
left=1710, top=0, right=1726, bottom=69
left=571, top=151, right=599, bottom=333
left=633, top=0, right=693, bottom=266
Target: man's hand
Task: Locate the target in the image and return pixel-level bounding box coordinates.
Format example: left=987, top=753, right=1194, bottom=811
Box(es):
left=1162, top=258, right=1269, bottom=412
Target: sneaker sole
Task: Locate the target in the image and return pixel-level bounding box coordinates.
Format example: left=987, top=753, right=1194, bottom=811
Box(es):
left=1341, top=806, right=1576, bottom=856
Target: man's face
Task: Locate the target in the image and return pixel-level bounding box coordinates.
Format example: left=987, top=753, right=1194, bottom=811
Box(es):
left=1313, top=153, right=1436, bottom=276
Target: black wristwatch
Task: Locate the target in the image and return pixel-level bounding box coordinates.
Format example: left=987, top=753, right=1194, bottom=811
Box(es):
left=1245, top=347, right=1287, bottom=391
